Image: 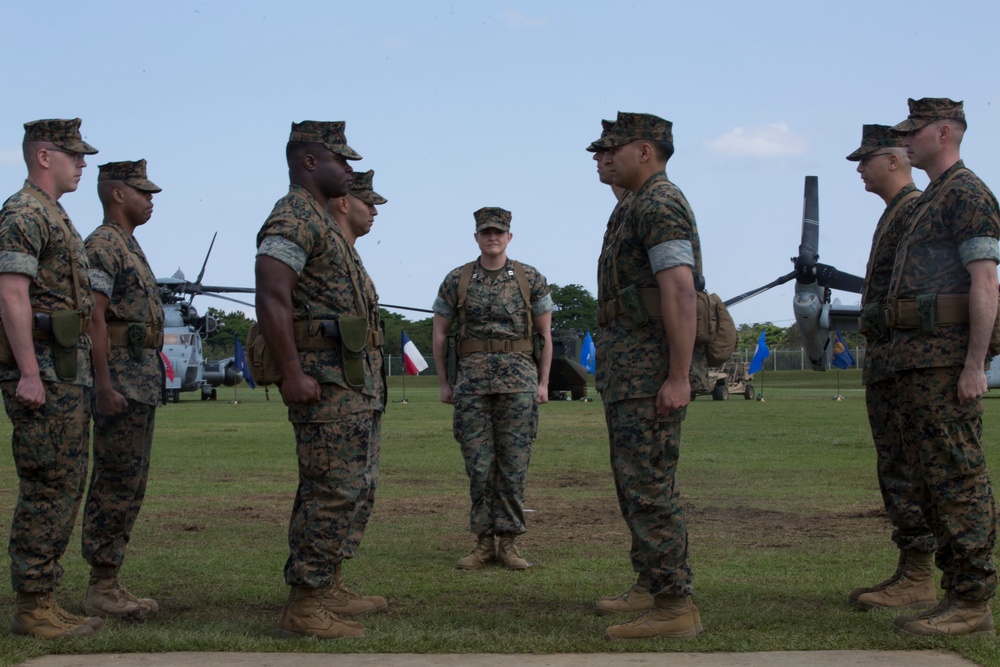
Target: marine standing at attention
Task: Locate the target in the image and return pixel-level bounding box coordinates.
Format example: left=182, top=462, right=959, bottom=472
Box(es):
left=328, top=169, right=388, bottom=603
left=845, top=125, right=936, bottom=613
left=81, top=159, right=165, bottom=622
left=0, top=118, right=102, bottom=638
left=255, top=121, right=386, bottom=640
left=432, top=207, right=553, bottom=571
left=591, top=111, right=706, bottom=640
left=886, top=98, right=999, bottom=637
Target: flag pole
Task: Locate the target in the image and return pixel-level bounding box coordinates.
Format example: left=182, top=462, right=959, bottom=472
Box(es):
left=401, top=362, right=409, bottom=404
left=834, top=369, right=844, bottom=401
left=758, top=367, right=765, bottom=402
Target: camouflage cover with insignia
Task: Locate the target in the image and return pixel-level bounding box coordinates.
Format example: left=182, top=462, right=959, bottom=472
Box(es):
left=86, top=220, right=164, bottom=405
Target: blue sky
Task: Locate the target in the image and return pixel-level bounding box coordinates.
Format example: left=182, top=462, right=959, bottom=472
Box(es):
left=3, top=0, right=998, bottom=327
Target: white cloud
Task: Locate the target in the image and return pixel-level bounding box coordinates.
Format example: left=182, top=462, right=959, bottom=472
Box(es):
left=0, top=148, right=21, bottom=166
left=501, top=10, right=547, bottom=29
left=706, top=122, right=809, bottom=158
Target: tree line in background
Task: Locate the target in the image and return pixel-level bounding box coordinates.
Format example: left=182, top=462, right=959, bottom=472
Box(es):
left=201, top=284, right=866, bottom=365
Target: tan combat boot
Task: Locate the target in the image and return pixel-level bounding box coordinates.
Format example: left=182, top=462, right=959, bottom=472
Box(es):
left=84, top=567, right=159, bottom=620
left=11, top=591, right=104, bottom=639
left=333, top=562, right=387, bottom=614
left=278, top=586, right=365, bottom=639
left=594, top=576, right=654, bottom=616
left=497, top=535, right=529, bottom=570
left=894, top=591, right=995, bottom=637
left=604, top=595, right=703, bottom=640
left=456, top=534, right=496, bottom=570
left=849, top=550, right=936, bottom=612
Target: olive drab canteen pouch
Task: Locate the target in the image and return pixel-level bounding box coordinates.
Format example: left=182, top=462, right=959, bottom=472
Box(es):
left=694, top=291, right=738, bottom=367
left=246, top=323, right=282, bottom=386
left=532, top=331, right=545, bottom=366
left=338, top=315, right=368, bottom=388
left=51, top=309, right=82, bottom=381
left=618, top=284, right=649, bottom=326
left=127, top=322, right=146, bottom=361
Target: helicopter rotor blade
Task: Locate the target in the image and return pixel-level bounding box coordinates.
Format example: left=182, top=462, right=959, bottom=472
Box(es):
left=194, top=232, right=218, bottom=286
left=196, top=292, right=255, bottom=308
left=381, top=303, right=434, bottom=314
left=794, top=175, right=820, bottom=284
left=198, top=285, right=256, bottom=294
left=724, top=270, right=797, bottom=308
left=814, top=263, right=864, bottom=294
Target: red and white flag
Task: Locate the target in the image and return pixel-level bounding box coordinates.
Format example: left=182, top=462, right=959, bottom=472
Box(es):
left=402, top=331, right=428, bottom=376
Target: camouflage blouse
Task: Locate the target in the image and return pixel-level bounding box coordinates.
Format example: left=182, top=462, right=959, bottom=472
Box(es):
left=889, top=161, right=1000, bottom=372
left=861, top=183, right=920, bottom=385
left=86, top=220, right=165, bottom=405
left=0, top=181, right=93, bottom=385
left=595, top=172, right=708, bottom=404
left=256, top=185, right=381, bottom=401
left=434, top=258, right=552, bottom=396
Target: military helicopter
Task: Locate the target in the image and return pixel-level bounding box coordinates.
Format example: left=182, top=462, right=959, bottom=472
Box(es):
left=725, top=175, right=865, bottom=371
left=158, top=233, right=255, bottom=403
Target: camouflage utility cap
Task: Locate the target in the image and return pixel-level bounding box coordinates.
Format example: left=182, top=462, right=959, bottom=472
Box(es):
left=891, top=98, right=965, bottom=134
left=586, top=119, right=615, bottom=153
left=349, top=169, right=387, bottom=205
left=591, top=112, right=673, bottom=150
left=846, top=124, right=904, bottom=161
left=474, top=207, right=511, bottom=232
left=289, top=120, right=362, bottom=160
left=97, top=159, right=162, bottom=193
left=23, top=118, right=98, bottom=155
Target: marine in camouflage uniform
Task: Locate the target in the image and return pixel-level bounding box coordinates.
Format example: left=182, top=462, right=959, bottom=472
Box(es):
left=81, top=160, right=165, bottom=621
left=845, top=125, right=937, bottom=612
left=0, top=119, right=103, bottom=638
left=255, top=120, right=383, bottom=640
left=432, top=207, right=553, bottom=571
left=591, top=112, right=708, bottom=640
left=328, top=170, right=387, bottom=589
left=887, top=98, right=999, bottom=637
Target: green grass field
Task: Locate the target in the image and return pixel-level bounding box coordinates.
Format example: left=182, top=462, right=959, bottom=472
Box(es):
left=1, top=370, right=999, bottom=665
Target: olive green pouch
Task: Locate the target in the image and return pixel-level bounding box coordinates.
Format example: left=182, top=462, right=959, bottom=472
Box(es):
left=532, top=331, right=545, bottom=365
left=619, top=284, right=648, bottom=326
left=447, top=334, right=458, bottom=385
left=51, top=309, right=81, bottom=380
left=861, top=303, right=885, bottom=338
left=916, top=294, right=937, bottom=334
left=127, top=322, right=147, bottom=361
left=338, top=315, right=368, bottom=388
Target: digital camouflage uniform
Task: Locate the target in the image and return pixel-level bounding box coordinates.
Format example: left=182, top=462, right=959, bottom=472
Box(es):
left=595, top=168, right=708, bottom=599
left=888, top=159, right=1000, bottom=602
left=82, top=216, right=164, bottom=571
left=341, top=170, right=388, bottom=561
left=433, top=258, right=552, bottom=537
left=859, top=181, right=935, bottom=554
left=0, top=180, right=94, bottom=593
left=256, top=184, right=383, bottom=588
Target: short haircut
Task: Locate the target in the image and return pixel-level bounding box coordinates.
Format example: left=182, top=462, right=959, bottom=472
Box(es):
left=653, top=140, right=674, bottom=163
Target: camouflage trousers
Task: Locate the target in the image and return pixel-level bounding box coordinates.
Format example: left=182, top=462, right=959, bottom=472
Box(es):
left=285, top=384, right=374, bottom=588
left=865, top=378, right=936, bottom=553
left=2, top=381, right=91, bottom=593
left=453, top=392, right=537, bottom=537
left=604, top=397, right=692, bottom=598
left=341, top=410, right=382, bottom=560
left=82, top=399, right=156, bottom=571
left=896, top=366, right=997, bottom=601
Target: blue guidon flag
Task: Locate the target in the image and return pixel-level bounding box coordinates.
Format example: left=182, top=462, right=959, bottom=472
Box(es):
left=234, top=334, right=256, bottom=389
